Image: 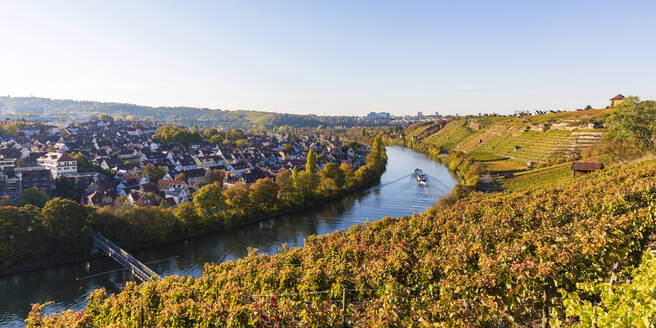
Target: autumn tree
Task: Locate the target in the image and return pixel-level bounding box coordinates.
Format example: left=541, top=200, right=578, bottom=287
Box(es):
left=175, top=173, right=188, bottom=183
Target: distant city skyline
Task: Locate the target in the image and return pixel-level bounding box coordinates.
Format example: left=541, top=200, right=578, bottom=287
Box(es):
left=1, top=1, right=655, bottom=116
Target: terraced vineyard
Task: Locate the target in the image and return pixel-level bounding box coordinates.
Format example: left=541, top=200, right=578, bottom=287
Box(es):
left=471, top=129, right=605, bottom=164
left=452, top=118, right=511, bottom=152
left=421, top=120, right=481, bottom=150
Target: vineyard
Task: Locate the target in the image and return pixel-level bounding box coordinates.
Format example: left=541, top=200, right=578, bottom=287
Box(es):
left=28, top=159, right=656, bottom=327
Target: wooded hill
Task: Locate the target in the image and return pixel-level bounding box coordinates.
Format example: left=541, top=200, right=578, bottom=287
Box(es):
left=0, top=96, right=393, bottom=129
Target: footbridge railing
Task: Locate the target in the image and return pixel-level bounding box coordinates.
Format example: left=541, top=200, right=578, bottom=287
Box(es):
left=91, top=232, right=162, bottom=283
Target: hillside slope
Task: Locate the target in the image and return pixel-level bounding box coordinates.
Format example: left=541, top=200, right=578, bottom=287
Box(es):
left=28, top=159, right=656, bottom=327
left=0, top=97, right=386, bottom=129
left=405, top=109, right=608, bottom=179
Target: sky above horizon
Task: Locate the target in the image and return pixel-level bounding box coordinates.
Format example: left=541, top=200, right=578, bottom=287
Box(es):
left=1, top=1, right=655, bottom=116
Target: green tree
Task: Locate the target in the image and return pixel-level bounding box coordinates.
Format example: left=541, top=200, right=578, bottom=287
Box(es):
left=339, top=163, right=355, bottom=189
left=223, top=182, right=251, bottom=217
left=40, top=198, right=92, bottom=255
left=53, top=177, right=83, bottom=201
left=317, top=176, right=339, bottom=197
left=143, top=164, right=167, bottom=182
left=276, top=169, right=302, bottom=207
left=607, top=96, right=656, bottom=149
left=306, top=148, right=318, bottom=173
left=193, top=183, right=225, bottom=218
left=209, top=134, right=224, bottom=145
left=320, top=162, right=345, bottom=188
left=249, top=178, right=279, bottom=213
left=70, top=152, right=105, bottom=174
left=18, top=187, right=49, bottom=208
left=0, top=205, right=45, bottom=268
left=282, top=144, right=294, bottom=153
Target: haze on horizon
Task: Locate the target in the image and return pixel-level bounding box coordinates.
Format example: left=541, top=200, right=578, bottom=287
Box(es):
left=1, top=0, right=655, bottom=117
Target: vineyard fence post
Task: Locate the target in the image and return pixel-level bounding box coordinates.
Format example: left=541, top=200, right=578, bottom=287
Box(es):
left=342, top=287, right=347, bottom=327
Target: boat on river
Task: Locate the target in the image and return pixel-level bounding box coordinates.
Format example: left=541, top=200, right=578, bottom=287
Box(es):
left=414, top=168, right=427, bottom=184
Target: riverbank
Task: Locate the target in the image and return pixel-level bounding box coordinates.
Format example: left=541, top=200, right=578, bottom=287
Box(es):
left=1, top=146, right=456, bottom=328
left=1, top=137, right=388, bottom=276
left=0, top=176, right=386, bottom=277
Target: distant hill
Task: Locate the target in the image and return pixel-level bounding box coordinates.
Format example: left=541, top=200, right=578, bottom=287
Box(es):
left=0, top=96, right=388, bottom=129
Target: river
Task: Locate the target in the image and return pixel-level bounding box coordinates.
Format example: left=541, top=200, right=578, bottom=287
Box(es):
left=0, top=146, right=457, bottom=327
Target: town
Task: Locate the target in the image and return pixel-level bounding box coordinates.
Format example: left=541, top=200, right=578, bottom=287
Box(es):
left=0, top=118, right=371, bottom=208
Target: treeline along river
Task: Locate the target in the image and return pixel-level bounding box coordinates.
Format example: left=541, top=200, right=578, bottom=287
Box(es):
left=0, top=146, right=457, bottom=327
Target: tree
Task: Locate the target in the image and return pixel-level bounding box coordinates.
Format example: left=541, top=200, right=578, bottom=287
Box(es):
left=607, top=96, right=656, bottom=149
left=209, top=134, right=224, bottom=145
left=306, top=148, right=318, bottom=173
left=40, top=198, right=92, bottom=255
left=143, top=164, right=167, bottom=182
left=70, top=152, right=104, bottom=174
left=320, top=162, right=345, bottom=189
left=175, top=173, right=188, bottom=183
left=339, top=163, right=355, bottom=189
left=317, top=176, right=339, bottom=198
left=282, top=144, right=294, bottom=153
left=276, top=169, right=302, bottom=207
left=18, top=187, right=49, bottom=208
left=249, top=178, right=279, bottom=213
left=54, top=177, right=83, bottom=201
left=0, top=205, right=45, bottom=268
left=235, top=139, right=249, bottom=148
left=98, top=114, right=114, bottom=122
left=193, top=183, right=225, bottom=218
left=153, top=126, right=202, bottom=145
left=223, top=183, right=251, bottom=217
left=208, top=169, right=225, bottom=187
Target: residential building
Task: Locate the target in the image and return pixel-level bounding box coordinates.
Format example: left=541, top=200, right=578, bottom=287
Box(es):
left=37, top=152, right=77, bottom=178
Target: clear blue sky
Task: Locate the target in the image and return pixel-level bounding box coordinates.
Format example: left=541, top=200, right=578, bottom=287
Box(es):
left=1, top=1, right=655, bottom=116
